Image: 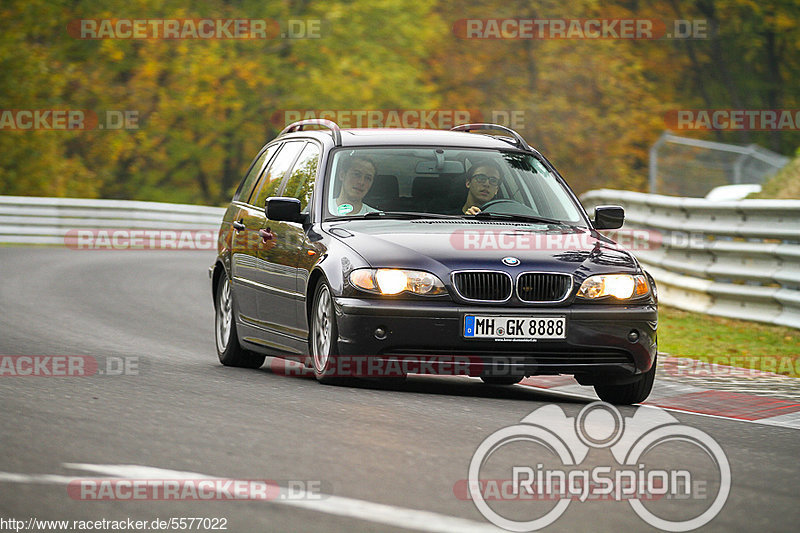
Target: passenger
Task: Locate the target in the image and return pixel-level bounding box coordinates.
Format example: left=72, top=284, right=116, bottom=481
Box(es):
left=461, top=160, right=503, bottom=215
left=334, top=156, right=379, bottom=215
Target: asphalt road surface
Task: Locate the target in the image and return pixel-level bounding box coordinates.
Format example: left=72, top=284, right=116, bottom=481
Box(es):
left=0, top=247, right=797, bottom=532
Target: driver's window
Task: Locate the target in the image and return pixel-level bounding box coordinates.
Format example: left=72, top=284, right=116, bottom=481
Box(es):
left=328, top=154, right=378, bottom=216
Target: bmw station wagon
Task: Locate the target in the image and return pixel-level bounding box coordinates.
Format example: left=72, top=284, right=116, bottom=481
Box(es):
left=210, top=120, right=658, bottom=404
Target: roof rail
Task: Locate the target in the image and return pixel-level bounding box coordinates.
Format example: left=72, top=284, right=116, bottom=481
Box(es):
left=451, top=123, right=529, bottom=150
left=279, top=119, right=342, bottom=146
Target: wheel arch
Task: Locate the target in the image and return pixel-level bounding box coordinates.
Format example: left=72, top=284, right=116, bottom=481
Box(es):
left=305, top=267, right=327, bottom=327
left=211, top=260, right=227, bottom=309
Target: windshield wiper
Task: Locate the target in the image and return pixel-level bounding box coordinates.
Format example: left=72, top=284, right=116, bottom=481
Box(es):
left=470, top=211, right=572, bottom=226
left=330, top=211, right=462, bottom=221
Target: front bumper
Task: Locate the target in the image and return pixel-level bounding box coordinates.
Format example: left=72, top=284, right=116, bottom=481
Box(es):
left=334, top=297, right=657, bottom=384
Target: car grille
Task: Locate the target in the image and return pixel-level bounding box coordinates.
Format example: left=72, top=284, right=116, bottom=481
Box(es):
left=452, top=272, right=512, bottom=302
left=517, top=273, right=572, bottom=302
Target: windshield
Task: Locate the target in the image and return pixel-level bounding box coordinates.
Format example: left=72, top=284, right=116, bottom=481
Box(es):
left=323, top=147, right=587, bottom=225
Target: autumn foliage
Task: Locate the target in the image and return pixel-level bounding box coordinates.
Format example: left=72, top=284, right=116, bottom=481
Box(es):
left=0, top=0, right=798, bottom=204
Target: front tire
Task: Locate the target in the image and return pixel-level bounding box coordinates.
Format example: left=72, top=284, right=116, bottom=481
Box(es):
left=310, top=281, right=348, bottom=384
left=480, top=376, right=523, bottom=386
left=215, top=276, right=265, bottom=369
left=594, top=355, right=656, bottom=405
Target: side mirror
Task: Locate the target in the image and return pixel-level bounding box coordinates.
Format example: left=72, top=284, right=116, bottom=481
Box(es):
left=266, top=197, right=304, bottom=223
left=593, top=205, right=624, bottom=230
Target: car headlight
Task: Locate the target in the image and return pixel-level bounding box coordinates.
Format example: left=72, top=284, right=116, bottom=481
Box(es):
left=350, top=268, right=447, bottom=296
left=577, top=274, right=650, bottom=300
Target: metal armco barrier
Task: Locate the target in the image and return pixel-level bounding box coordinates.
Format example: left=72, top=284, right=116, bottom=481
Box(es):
left=4, top=193, right=799, bottom=329
left=581, top=189, right=800, bottom=329
left=0, top=195, right=225, bottom=245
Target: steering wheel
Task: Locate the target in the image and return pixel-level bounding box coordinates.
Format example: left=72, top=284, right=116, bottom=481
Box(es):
left=478, top=198, right=521, bottom=213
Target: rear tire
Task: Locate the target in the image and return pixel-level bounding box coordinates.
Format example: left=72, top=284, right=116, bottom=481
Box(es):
left=215, top=276, right=265, bottom=369
left=594, top=355, right=656, bottom=405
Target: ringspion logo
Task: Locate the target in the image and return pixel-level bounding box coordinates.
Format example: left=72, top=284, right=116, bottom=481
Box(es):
left=463, top=402, right=730, bottom=531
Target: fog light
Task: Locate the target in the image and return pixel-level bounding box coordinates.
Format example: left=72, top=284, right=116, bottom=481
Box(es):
left=627, top=330, right=639, bottom=343
left=374, top=327, right=387, bottom=340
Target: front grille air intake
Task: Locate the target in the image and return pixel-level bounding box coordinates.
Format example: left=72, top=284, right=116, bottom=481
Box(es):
left=452, top=271, right=512, bottom=302
left=517, top=273, right=572, bottom=302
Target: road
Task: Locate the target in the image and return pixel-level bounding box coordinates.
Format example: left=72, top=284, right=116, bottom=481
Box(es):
left=0, top=247, right=797, bottom=532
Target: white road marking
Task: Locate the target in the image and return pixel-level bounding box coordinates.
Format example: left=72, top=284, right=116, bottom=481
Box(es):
left=0, top=472, right=78, bottom=484
left=0, top=463, right=504, bottom=533
left=63, top=463, right=209, bottom=479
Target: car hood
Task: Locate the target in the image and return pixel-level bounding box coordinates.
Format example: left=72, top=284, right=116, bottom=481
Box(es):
left=322, top=219, right=639, bottom=277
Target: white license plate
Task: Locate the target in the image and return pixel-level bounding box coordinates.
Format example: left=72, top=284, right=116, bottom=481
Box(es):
left=463, top=315, right=566, bottom=340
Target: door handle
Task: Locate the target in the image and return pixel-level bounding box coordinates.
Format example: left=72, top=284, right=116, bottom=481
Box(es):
left=232, top=220, right=246, bottom=232
left=259, top=228, right=274, bottom=242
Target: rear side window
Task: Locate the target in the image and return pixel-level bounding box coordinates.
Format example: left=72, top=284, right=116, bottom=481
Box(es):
left=283, top=143, right=320, bottom=211
left=248, top=141, right=305, bottom=208
left=233, top=144, right=278, bottom=202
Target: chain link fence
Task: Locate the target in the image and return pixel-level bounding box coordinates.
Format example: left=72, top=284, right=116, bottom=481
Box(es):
left=649, top=132, right=790, bottom=197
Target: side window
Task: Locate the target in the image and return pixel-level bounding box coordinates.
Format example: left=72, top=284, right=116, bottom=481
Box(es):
left=233, top=144, right=279, bottom=202
left=283, top=143, right=320, bottom=211
left=249, top=141, right=305, bottom=208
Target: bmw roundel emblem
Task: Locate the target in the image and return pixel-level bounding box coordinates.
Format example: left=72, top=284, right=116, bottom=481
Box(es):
left=502, top=256, right=520, bottom=267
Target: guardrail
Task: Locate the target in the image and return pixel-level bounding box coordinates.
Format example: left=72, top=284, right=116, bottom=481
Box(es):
left=581, top=189, right=800, bottom=329
left=4, top=193, right=799, bottom=329
left=0, top=195, right=225, bottom=245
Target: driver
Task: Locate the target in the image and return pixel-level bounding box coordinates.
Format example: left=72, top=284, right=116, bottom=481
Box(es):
left=334, top=156, right=379, bottom=216
left=461, top=160, right=503, bottom=215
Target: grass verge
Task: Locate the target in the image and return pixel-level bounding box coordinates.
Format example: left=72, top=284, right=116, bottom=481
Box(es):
left=751, top=149, right=800, bottom=199
left=658, top=305, right=800, bottom=377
